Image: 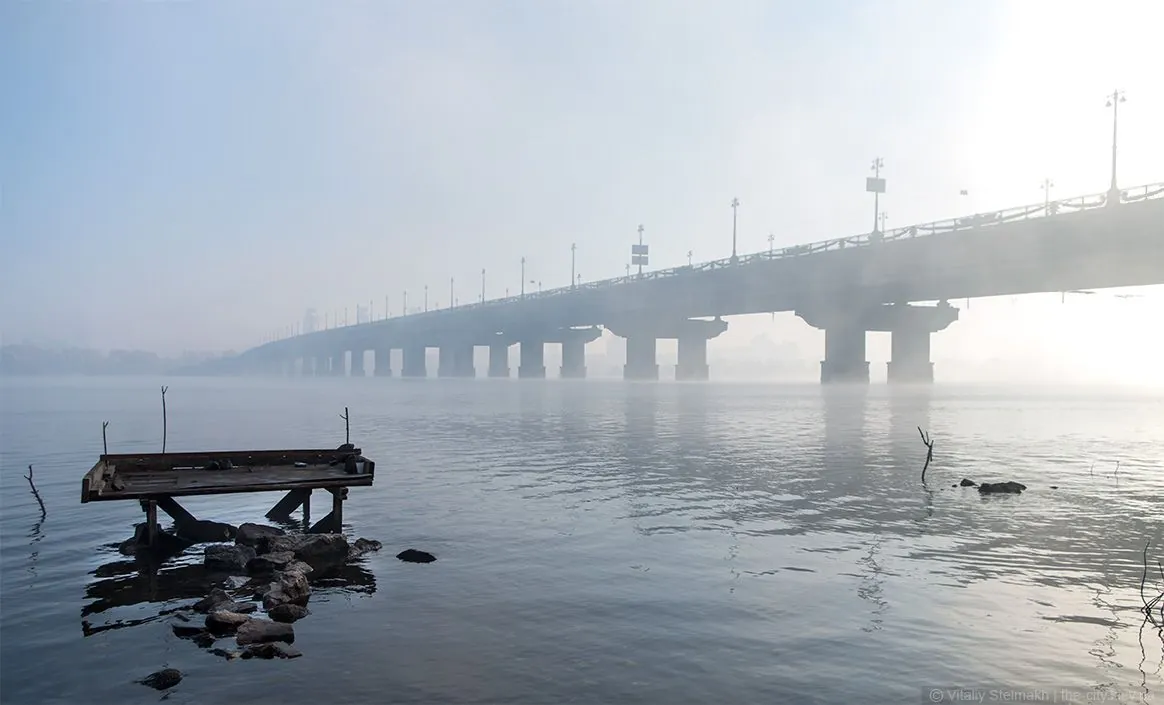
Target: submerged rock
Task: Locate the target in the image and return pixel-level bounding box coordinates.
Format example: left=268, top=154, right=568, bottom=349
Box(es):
left=396, top=549, right=436, bottom=564
left=206, top=610, right=252, bottom=636
left=205, top=544, right=257, bottom=573
left=191, top=632, right=216, bottom=648
left=267, top=604, right=309, bottom=623
left=348, top=538, right=383, bottom=561
left=193, top=588, right=232, bottom=613
left=171, top=623, right=205, bottom=638
left=236, top=522, right=285, bottom=548
left=138, top=668, right=182, bottom=690
left=261, top=570, right=311, bottom=609
left=119, top=523, right=192, bottom=557
left=236, top=618, right=294, bottom=646
left=959, top=478, right=977, bottom=487
left=175, top=519, right=237, bottom=544
left=978, top=481, right=1027, bottom=495
left=242, top=642, right=302, bottom=659
left=247, top=551, right=295, bottom=574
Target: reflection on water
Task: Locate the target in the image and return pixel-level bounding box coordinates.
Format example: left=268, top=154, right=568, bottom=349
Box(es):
left=2, top=377, right=1163, bottom=704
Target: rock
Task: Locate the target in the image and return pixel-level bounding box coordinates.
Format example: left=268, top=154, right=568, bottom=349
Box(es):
left=236, top=618, right=295, bottom=646
left=191, top=632, right=216, bottom=648
left=259, top=533, right=349, bottom=567
left=1050, top=485, right=1059, bottom=490
left=348, top=538, right=383, bottom=561
left=171, top=623, right=205, bottom=638
left=236, top=522, right=285, bottom=548
left=397, top=549, right=436, bottom=564
left=261, top=570, right=311, bottom=609
left=209, top=648, right=242, bottom=661
left=978, top=481, right=1027, bottom=494
left=241, top=642, right=302, bottom=659
left=138, top=668, right=182, bottom=690
left=221, top=600, right=257, bottom=614
left=267, top=604, right=309, bottom=623
left=193, top=588, right=232, bottom=613
left=959, top=478, right=977, bottom=487
left=206, top=610, right=252, bottom=635
left=175, top=519, right=237, bottom=543
left=119, top=523, right=192, bottom=557
left=284, top=560, right=313, bottom=576
left=205, top=544, right=257, bottom=573
left=247, top=551, right=296, bottom=574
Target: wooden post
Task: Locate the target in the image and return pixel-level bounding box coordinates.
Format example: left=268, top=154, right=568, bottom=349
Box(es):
left=303, top=490, right=311, bottom=527
left=331, top=487, right=344, bottom=529
left=145, top=499, right=158, bottom=547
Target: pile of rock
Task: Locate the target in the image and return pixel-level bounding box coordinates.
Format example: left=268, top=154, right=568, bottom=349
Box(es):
left=166, top=523, right=382, bottom=661
left=953, top=478, right=1028, bottom=494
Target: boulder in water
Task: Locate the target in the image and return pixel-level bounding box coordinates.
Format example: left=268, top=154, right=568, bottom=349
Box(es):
left=138, top=668, right=182, bottom=690
left=236, top=522, right=285, bottom=548
left=959, top=478, right=977, bottom=487
left=978, top=481, right=1027, bottom=495
left=396, top=549, right=436, bottom=564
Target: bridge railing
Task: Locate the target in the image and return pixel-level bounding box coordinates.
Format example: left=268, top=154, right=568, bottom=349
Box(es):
left=312, top=181, right=1164, bottom=334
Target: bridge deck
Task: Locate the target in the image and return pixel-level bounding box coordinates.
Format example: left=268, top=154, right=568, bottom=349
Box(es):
left=81, top=448, right=375, bottom=502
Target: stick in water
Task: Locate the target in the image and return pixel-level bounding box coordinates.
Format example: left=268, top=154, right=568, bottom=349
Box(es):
left=918, top=427, right=934, bottom=483
left=160, top=386, right=169, bottom=454
left=340, top=406, right=350, bottom=446
left=25, top=464, right=46, bottom=518
left=102, top=421, right=109, bottom=456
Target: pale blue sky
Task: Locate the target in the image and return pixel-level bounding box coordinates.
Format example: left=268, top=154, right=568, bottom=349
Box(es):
left=2, top=0, right=1161, bottom=382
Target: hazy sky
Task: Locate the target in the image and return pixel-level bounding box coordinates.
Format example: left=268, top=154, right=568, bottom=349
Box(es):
left=2, top=0, right=1162, bottom=383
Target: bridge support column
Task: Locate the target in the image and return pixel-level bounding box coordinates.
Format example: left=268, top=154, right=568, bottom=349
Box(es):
left=624, top=336, right=659, bottom=380
left=402, top=345, right=427, bottom=378
left=887, top=328, right=934, bottom=383
left=675, top=334, right=710, bottom=381
left=560, top=339, right=586, bottom=378
left=518, top=341, right=546, bottom=379
left=330, top=353, right=345, bottom=377
left=821, top=325, right=868, bottom=384
left=439, top=344, right=474, bottom=378
left=488, top=342, right=510, bottom=378
left=312, top=356, right=325, bottom=376
left=351, top=350, right=366, bottom=377
left=374, top=349, right=391, bottom=377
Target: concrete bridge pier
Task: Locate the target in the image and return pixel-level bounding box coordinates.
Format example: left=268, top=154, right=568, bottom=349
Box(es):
left=374, top=349, right=391, bottom=376
left=556, top=327, right=601, bottom=378
left=624, top=336, right=659, bottom=380
left=330, top=353, right=345, bottom=377
left=488, top=341, right=510, bottom=378
left=518, top=341, right=546, bottom=379
left=797, top=302, right=959, bottom=384
left=439, top=343, right=475, bottom=378
left=821, top=324, right=869, bottom=384
left=402, top=345, right=427, bottom=378
left=675, top=318, right=729, bottom=381
left=351, top=350, right=366, bottom=377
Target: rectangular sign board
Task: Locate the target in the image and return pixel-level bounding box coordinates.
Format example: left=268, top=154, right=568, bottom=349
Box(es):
left=631, top=254, right=648, bottom=266
left=866, top=177, right=886, bottom=194
left=631, top=244, right=649, bottom=255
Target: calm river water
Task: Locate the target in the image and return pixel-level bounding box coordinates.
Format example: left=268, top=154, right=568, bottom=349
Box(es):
left=1, top=377, right=1162, bottom=704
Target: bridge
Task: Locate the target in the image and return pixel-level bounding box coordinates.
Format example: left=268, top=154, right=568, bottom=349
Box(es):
left=199, top=183, right=1164, bottom=384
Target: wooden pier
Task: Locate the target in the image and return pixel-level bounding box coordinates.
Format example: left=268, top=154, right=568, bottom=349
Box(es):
left=81, top=448, right=376, bottom=546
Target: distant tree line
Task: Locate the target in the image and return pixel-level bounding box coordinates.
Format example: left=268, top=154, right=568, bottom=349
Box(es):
left=0, top=344, right=235, bottom=376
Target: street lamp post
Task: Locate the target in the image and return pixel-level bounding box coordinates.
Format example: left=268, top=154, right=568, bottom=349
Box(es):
left=878, top=212, right=888, bottom=233
left=424, top=285, right=428, bottom=312
left=1106, top=90, right=1126, bottom=205
left=402, top=290, right=407, bottom=316
left=570, top=243, right=576, bottom=288
left=449, top=277, right=454, bottom=309
left=520, top=257, right=526, bottom=297
left=767, top=233, right=774, bottom=256
left=730, top=198, right=740, bottom=264
left=868, top=157, right=885, bottom=233
left=1041, top=178, right=1055, bottom=212
left=481, top=268, right=486, bottom=302
left=687, top=250, right=693, bottom=266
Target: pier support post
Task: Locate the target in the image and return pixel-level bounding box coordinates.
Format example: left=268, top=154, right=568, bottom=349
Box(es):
left=560, top=338, right=587, bottom=378
left=675, top=334, right=710, bottom=381
left=351, top=350, right=366, bottom=377
left=312, top=356, right=325, bottom=376
left=821, top=324, right=869, bottom=384
left=374, top=349, right=391, bottom=377
left=624, top=336, right=659, bottom=380
left=488, top=341, right=510, bottom=378
left=330, top=353, right=345, bottom=377
left=518, top=340, right=546, bottom=379
left=401, top=345, right=427, bottom=378
left=887, top=327, right=934, bottom=383
left=439, top=344, right=475, bottom=378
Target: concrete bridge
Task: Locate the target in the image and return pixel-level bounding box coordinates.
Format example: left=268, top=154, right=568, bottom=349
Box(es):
left=200, top=183, right=1164, bottom=384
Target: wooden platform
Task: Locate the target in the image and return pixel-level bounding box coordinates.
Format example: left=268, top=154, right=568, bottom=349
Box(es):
left=81, top=448, right=376, bottom=544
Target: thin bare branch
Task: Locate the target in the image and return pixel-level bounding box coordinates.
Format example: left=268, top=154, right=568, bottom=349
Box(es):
left=917, top=426, right=934, bottom=483
left=24, top=464, right=46, bottom=518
